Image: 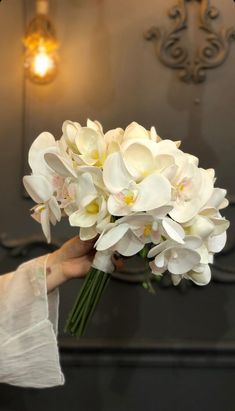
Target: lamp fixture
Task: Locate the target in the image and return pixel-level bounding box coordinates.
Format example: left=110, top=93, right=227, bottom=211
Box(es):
left=23, top=0, right=59, bottom=84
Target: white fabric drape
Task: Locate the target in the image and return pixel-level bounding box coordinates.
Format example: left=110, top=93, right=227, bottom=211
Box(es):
left=0, top=255, right=65, bottom=388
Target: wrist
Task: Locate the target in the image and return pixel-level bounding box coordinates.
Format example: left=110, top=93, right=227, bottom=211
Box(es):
left=46, top=253, right=68, bottom=293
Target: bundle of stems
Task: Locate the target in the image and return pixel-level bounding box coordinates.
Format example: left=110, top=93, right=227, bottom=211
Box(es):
left=64, top=267, right=110, bottom=337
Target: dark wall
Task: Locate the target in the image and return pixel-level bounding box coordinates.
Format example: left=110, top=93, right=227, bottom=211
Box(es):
left=0, top=1, right=235, bottom=410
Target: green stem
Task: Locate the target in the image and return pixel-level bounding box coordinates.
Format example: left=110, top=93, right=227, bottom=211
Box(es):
left=64, top=267, right=96, bottom=332
left=70, top=268, right=97, bottom=324
left=70, top=269, right=102, bottom=334
left=77, top=271, right=110, bottom=337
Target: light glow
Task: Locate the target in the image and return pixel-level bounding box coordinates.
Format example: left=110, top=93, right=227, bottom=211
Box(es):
left=33, top=47, right=54, bottom=78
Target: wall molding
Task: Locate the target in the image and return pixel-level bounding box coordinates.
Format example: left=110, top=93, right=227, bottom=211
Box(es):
left=144, top=0, right=235, bottom=83
left=60, top=338, right=235, bottom=368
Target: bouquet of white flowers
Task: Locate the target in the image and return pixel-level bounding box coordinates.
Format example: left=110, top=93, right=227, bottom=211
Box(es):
left=23, top=120, right=229, bottom=337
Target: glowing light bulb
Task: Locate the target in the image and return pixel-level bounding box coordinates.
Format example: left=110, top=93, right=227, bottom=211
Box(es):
left=23, top=0, right=59, bottom=84
left=33, top=47, right=54, bottom=77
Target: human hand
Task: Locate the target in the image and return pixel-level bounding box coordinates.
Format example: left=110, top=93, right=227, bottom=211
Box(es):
left=46, top=236, right=96, bottom=293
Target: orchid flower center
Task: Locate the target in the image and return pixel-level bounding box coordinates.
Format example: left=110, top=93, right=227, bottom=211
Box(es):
left=90, top=149, right=105, bottom=167
left=122, top=189, right=136, bottom=205
left=34, top=204, right=46, bottom=214
left=144, top=224, right=152, bottom=237
left=85, top=201, right=99, bottom=214
left=175, top=178, right=191, bottom=201
left=91, top=149, right=99, bottom=160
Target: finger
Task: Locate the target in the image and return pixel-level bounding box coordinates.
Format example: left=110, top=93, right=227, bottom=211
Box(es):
left=60, top=236, right=96, bottom=260
left=62, top=253, right=95, bottom=279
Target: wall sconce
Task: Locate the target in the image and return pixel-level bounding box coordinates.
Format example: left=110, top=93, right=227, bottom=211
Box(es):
left=23, top=0, right=59, bottom=84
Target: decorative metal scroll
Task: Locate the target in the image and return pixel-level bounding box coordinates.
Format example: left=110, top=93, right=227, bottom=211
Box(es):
left=144, top=0, right=235, bottom=83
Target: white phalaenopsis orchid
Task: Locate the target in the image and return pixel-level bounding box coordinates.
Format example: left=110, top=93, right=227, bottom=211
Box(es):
left=103, top=152, right=172, bottom=216
left=23, top=174, right=61, bottom=243
left=95, top=214, right=154, bottom=257
left=148, top=236, right=205, bottom=283
left=69, top=172, right=110, bottom=240
left=62, top=119, right=106, bottom=167
left=24, top=119, right=229, bottom=290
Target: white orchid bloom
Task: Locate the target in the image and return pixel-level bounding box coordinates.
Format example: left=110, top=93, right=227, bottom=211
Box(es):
left=74, top=126, right=106, bottom=167
left=184, top=212, right=229, bottom=241
left=103, top=152, right=171, bottom=216
left=95, top=214, right=155, bottom=256
left=28, top=131, right=58, bottom=177
left=23, top=175, right=61, bottom=243
left=183, top=187, right=229, bottom=242
left=28, top=129, right=77, bottom=186
left=69, top=172, right=109, bottom=240
left=104, top=127, right=124, bottom=155
left=86, top=118, right=103, bottom=133
left=62, top=119, right=107, bottom=167
left=171, top=263, right=211, bottom=286
left=148, top=236, right=202, bottom=276
left=122, top=122, right=150, bottom=141
left=59, top=179, right=78, bottom=216
left=62, top=120, right=81, bottom=152
left=201, top=187, right=229, bottom=213
left=142, top=206, right=185, bottom=245
left=169, top=157, right=214, bottom=223
left=120, top=138, right=175, bottom=182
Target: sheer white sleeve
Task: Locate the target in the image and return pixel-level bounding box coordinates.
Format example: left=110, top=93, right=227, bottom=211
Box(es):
left=0, top=255, right=65, bottom=388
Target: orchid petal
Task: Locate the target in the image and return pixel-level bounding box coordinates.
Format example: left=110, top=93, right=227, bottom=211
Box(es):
left=78, top=173, right=97, bottom=208
left=23, top=175, right=53, bottom=203
left=96, top=223, right=130, bottom=251
left=187, top=264, right=211, bottom=286
left=171, top=274, right=182, bottom=286
left=78, top=166, right=105, bottom=190
left=29, top=132, right=56, bottom=171
left=40, top=207, right=51, bottom=243
left=103, top=152, right=132, bottom=193
left=207, top=232, right=227, bottom=253
left=133, top=174, right=171, bottom=211
left=122, top=140, right=156, bottom=180
left=148, top=240, right=171, bottom=258
left=162, top=217, right=185, bottom=244
left=62, top=121, right=81, bottom=150
left=155, top=154, right=175, bottom=172
left=48, top=196, right=61, bottom=222
left=115, top=231, right=144, bottom=256
left=211, top=217, right=230, bottom=235
left=75, top=127, right=106, bottom=159
left=87, top=119, right=103, bottom=133
left=204, top=188, right=227, bottom=210
left=107, top=195, right=131, bottom=216
left=69, top=209, right=98, bottom=228
left=80, top=226, right=97, bottom=240
left=166, top=247, right=200, bottom=275
left=184, top=235, right=202, bottom=249
left=189, top=215, right=214, bottom=239
left=44, top=152, right=77, bottom=178
left=123, top=122, right=149, bottom=141
left=149, top=260, right=165, bottom=275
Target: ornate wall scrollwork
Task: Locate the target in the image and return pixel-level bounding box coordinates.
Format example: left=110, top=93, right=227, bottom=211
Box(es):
left=144, top=0, right=235, bottom=83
